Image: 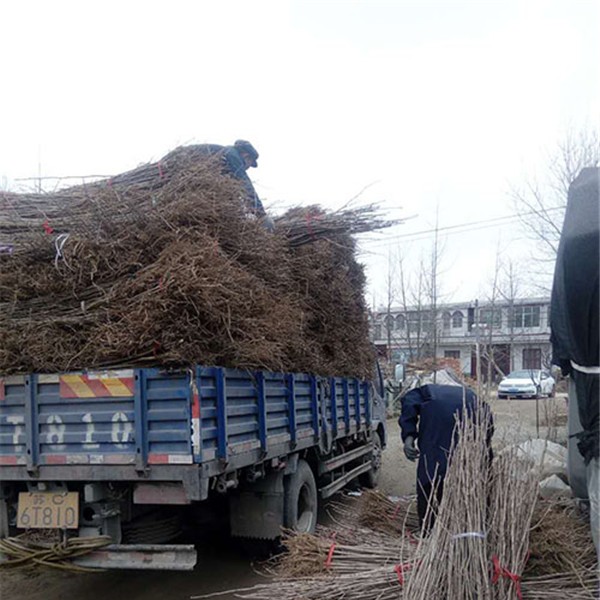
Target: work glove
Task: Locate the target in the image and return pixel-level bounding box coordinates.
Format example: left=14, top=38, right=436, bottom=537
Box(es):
left=403, top=436, right=419, bottom=462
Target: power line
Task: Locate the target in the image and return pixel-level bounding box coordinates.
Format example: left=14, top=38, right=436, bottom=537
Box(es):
left=363, top=217, right=522, bottom=246
left=359, top=205, right=565, bottom=247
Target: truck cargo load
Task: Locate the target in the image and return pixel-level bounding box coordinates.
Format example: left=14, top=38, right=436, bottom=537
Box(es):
left=0, top=147, right=395, bottom=570
left=0, top=149, right=396, bottom=378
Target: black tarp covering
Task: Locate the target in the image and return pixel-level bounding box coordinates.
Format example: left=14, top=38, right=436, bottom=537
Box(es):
left=550, top=167, right=599, bottom=463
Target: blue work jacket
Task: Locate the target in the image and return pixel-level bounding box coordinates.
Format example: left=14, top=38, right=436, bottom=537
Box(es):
left=186, top=144, right=266, bottom=217
left=399, top=384, right=492, bottom=482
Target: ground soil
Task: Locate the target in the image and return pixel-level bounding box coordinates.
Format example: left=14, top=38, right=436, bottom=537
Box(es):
left=0, top=394, right=568, bottom=600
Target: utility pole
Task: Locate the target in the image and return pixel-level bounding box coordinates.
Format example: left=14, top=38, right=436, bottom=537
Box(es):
left=431, top=207, right=439, bottom=384
left=475, top=299, right=482, bottom=398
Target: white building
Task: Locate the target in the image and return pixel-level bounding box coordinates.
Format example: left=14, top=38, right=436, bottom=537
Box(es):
left=370, top=297, right=552, bottom=380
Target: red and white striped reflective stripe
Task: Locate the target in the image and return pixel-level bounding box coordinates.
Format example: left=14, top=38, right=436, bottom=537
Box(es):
left=43, top=455, right=67, bottom=465
left=148, top=454, right=193, bottom=465
left=0, top=455, right=26, bottom=465
left=192, top=418, right=201, bottom=455
left=60, top=370, right=135, bottom=399
left=191, top=383, right=201, bottom=455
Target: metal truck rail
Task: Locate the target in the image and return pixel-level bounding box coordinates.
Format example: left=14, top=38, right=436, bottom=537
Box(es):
left=0, top=365, right=385, bottom=570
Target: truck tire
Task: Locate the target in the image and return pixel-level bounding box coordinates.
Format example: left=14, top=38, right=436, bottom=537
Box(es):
left=284, top=459, right=317, bottom=534
left=360, top=432, right=382, bottom=489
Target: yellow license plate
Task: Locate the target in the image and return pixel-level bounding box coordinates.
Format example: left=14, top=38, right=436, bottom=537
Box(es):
left=17, top=492, right=79, bottom=529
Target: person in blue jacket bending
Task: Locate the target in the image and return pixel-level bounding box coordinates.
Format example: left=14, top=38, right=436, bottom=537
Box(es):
left=399, top=383, right=493, bottom=531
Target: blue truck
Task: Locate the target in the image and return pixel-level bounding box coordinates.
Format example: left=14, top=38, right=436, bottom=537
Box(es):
left=0, top=364, right=386, bottom=570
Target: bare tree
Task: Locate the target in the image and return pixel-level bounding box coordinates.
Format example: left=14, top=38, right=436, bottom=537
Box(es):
left=383, top=252, right=397, bottom=362
left=395, top=249, right=415, bottom=359
left=377, top=217, right=446, bottom=370
left=497, top=258, right=523, bottom=372
left=407, top=216, right=446, bottom=364
left=429, top=210, right=441, bottom=377
left=480, top=244, right=503, bottom=397
left=511, top=127, right=599, bottom=263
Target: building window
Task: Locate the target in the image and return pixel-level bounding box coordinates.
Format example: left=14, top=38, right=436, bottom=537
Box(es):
left=444, top=350, right=460, bottom=359
left=421, top=313, right=432, bottom=332
left=407, top=312, right=420, bottom=331
left=512, top=305, right=540, bottom=328
left=442, top=312, right=451, bottom=330
left=523, top=348, right=541, bottom=369
left=479, top=307, right=502, bottom=328
left=383, top=314, right=394, bottom=332
left=395, top=314, right=406, bottom=330
left=451, top=311, right=463, bottom=329
left=374, top=324, right=382, bottom=339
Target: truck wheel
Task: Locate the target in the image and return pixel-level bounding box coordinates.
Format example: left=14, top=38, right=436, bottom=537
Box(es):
left=284, top=459, right=317, bottom=534
left=360, top=432, right=382, bottom=489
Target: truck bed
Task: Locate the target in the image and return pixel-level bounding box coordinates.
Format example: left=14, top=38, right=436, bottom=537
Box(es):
left=0, top=366, right=372, bottom=499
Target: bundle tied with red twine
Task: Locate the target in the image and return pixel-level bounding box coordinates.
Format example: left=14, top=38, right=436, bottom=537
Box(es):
left=403, top=403, right=497, bottom=600
left=0, top=147, right=398, bottom=377
left=194, top=415, right=598, bottom=600
left=353, top=488, right=420, bottom=534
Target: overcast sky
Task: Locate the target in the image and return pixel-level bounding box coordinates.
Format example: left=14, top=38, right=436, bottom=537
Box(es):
left=1, top=1, right=598, bottom=306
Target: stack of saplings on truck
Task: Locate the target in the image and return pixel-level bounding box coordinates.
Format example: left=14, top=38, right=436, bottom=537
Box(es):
left=0, top=149, right=395, bottom=570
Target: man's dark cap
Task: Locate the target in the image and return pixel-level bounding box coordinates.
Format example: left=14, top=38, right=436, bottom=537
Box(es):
left=234, top=140, right=259, bottom=167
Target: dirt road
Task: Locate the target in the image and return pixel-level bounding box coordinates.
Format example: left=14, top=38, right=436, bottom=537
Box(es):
left=0, top=395, right=567, bottom=600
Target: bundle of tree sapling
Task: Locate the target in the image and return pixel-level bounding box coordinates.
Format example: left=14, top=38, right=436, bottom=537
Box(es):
left=0, top=150, right=394, bottom=377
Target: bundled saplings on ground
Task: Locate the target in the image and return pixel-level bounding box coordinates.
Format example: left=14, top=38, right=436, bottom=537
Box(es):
left=204, top=425, right=597, bottom=600
left=0, top=149, right=395, bottom=376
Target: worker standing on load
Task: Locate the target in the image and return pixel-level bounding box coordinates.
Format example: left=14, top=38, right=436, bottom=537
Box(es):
left=399, top=383, right=493, bottom=531
left=187, top=140, right=274, bottom=231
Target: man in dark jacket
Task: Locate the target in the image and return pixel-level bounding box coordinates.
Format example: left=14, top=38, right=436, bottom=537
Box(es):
left=399, top=384, right=493, bottom=531
left=184, top=140, right=273, bottom=231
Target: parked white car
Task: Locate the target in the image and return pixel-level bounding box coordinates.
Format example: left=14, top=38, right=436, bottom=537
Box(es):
left=497, top=369, right=556, bottom=399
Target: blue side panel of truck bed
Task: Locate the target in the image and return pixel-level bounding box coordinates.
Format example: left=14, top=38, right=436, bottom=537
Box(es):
left=0, top=366, right=371, bottom=475
left=0, top=377, right=27, bottom=464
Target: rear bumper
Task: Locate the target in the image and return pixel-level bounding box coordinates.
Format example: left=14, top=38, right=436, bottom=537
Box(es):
left=0, top=464, right=209, bottom=501
left=72, top=543, right=197, bottom=570
left=497, top=391, right=537, bottom=399
left=0, top=543, right=197, bottom=571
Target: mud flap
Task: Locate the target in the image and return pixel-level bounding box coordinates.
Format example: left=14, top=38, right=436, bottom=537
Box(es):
left=229, top=470, right=284, bottom=539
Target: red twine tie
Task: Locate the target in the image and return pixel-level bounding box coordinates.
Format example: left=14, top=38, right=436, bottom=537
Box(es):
left=324, top=532, right=337, bottom=568
left=492, top=555, right=523, bottom=600
left=305, top=212, right=315, bottom=238
left=43, top=219, right=54, bottom=235
left=406, top=529, right=418, bottom=546
left=157, top=162, right=164, bottom=179
left=394, top=562, right=412, bottom=585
